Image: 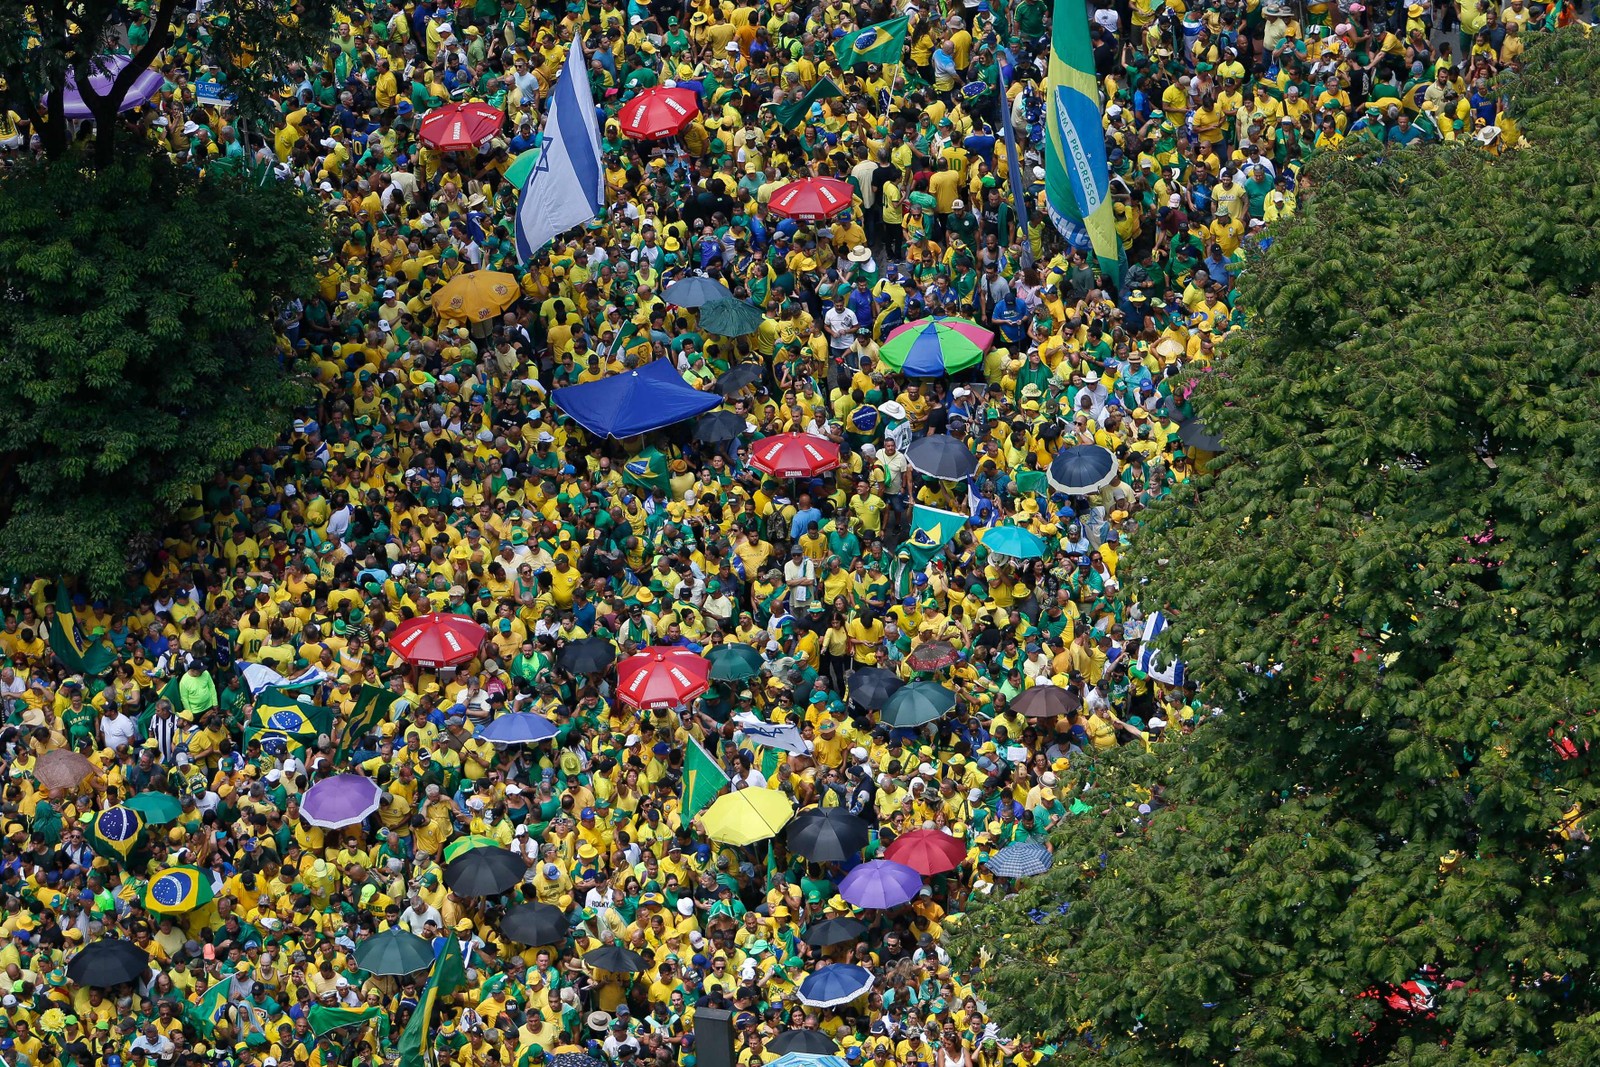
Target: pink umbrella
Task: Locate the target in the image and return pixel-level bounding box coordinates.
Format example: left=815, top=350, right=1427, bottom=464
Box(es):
left=887, top=315, right=994, bottom=353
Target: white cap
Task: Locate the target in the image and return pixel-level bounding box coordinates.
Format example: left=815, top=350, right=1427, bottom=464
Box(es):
left=1106, top=104, right=1122, bottom=117
left=182, top=120, right=200, bottom=134
left=383, top=289, right=396, bottom=299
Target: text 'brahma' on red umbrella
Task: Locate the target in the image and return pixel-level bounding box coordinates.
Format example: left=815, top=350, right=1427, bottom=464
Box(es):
left=389, top=613, right=487, bottom=669
left=748, top=433, right=841, bottom=479
left=767, top=177, right=855, bottom=221
left=418, top=101, right=505, bottom=151
left=616, top=647, right=709, bottom=710
left=619, top=86, right=699, bottom=139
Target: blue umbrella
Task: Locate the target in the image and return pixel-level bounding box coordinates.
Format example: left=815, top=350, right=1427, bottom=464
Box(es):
left=1047, top=444, right=1118, bottom=495
left=986, top=841, right=1054, bottom=879
left=663, top=276, right=735, bottom=308
left=479, top=712, right=558, bottom=745
left=982, top=525, right=1047, bottom=559
left=797, top=963, right=875, bottom=1008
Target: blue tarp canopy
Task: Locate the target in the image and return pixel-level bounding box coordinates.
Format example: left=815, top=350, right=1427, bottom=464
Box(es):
left=551, top=360, right=720, bottom=439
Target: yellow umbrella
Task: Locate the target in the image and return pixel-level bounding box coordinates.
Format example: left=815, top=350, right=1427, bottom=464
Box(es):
left=430, top=270, right=519, bottom=323
left=700, top=788, right=795, bottom=846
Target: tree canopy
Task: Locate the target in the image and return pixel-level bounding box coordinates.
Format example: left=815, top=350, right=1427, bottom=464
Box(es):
left=0, top=153, right=322, bottom=594
left=0, top=0, right=330, bottom=166
left=951, top=30, right=1600, bottom=1067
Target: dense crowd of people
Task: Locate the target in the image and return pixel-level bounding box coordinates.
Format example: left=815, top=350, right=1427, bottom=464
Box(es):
left=0, top=0, right=1542, bottom=1063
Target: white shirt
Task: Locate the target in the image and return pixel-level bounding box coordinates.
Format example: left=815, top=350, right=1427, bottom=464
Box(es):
left=823, top=307, right=859, bottom=351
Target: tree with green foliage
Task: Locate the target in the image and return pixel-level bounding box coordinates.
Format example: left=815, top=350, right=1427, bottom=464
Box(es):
left=0, top=152, right=323, bottom=593
left=0, top=0, right=331, bottom=167
left=950, top=30, right=1600, bottom=1067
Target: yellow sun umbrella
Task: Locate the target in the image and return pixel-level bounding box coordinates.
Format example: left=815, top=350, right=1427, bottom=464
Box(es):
left=700, top=788, right=795, bottom=846
left=430, top=270, right=519, bottom=323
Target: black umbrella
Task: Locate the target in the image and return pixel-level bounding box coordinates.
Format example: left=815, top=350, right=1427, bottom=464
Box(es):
left=770, top=1031, right=841, bottom=1055
left=715, top=362, right=763, bottom=396
left=66, top=939, right=150, bottom=988
left=801, top=916, right=868, bottom=948
left=583, top=944, right=649, bottom=973
left=444, top=846, right=526, bottom=897
left=501, top=901, right=569, bottom=946
left=1047, top=444, right=1118, bottom=495
left=787, top=808, right=871, bottom=863
left=557, top=637, right=615, bottom=675
left=1012, top=685, right=1082, bottom=719
left=696, top=411, right=749, bottom=444
left=847, top=668, right=903, bottom=710
left=905, top=434, right=976, bottom=481
left=1178, top=418, right=1223, bottom=452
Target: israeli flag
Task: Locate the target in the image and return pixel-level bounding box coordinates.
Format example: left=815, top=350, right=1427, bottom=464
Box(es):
left=515, top=37, right=605, bottom=263
left=237, top=660, right=333, bottom=696
left=1137, top=612, right=1185, bottom=687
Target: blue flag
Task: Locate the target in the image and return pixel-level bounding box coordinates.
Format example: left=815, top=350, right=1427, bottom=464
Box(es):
left=998, top=64, right=1033, bottom=269
left=515, top=38, right=605, bottom=262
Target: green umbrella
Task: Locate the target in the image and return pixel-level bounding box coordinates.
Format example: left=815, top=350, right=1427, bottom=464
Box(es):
left=443, top=834, right=505, bottom=863
left=880, top=681, right=957, bottom=728
left=699, top=298, right=765, bottom=337
left=505, top=147, right=542, bottom=189
left=353, top=927, right=436, bottom=976
left=706, top=644, right=764, bottom=683
left=124, top=791, right=184, bottom=825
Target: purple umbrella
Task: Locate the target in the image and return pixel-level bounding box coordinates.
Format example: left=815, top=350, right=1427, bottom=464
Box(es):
left=301, top=774, right=383, bottom=829
left=52, top=55, right=166, bottom=121
left=838, top=859, right=923, bottom=910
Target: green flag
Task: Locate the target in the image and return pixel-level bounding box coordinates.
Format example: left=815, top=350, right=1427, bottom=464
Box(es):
left=398, top=933, right=467, bottom=1067
left=336, top=684, right=400, bottom=764
left=900, top=503, right=967, bottom=568
left=833, top=16, right=909, bottom=67
left=310, top=1004, right=386, bottom=1038
left=681, top=737, right=730, bottom=829
left=49, top=585, right=116, bottom=677
left=773, top=77, right=844, bottom=129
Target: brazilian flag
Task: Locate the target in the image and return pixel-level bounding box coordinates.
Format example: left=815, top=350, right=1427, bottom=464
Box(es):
left=144, top=866, right=215, bottom=914
left=833, top=16, right=909, bottom=67
left=250, top=689, right=333, bottom=739
left=900, top=503, right=967, bottom=568
left=622, top=444, right=671, bottom=498
left=89, top=806, right=145, bottom=866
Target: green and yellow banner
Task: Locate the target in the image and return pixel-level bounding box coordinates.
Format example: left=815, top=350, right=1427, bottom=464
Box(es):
left=1045, top=0, right=1123, bottom=284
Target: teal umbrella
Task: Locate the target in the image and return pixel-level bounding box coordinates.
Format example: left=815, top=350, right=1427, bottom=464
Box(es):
left=880, top=320, right=984, bottom=377
left=699, top=298, right=765, bottom=337
left=707, top=643, right=764, bottom=683
left=982, top=525, right=1047, bottom=559
left=881, top=682, right=956, bottom=728
left=124, top=791, right=183, bottom=826
left=354, top=927, right=436, bottom=976
left=506, top=147, right=542, bottom=189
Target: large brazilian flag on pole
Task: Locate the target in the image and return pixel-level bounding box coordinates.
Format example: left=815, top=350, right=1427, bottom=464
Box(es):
left=1045, top=0, right=1123, bottom=286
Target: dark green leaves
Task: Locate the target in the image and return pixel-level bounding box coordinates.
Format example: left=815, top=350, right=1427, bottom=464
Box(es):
left=0, top=152, right=321, bottom=592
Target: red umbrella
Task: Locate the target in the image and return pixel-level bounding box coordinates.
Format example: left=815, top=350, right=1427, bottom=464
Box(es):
left=767, top=177, right=855, bottom=221
left=749, top=433, right=841, bottom=478
left=619, top=86, right=700, bottom=140
left=418, top=101, right=505, bottom=151
left=617, top=647, right=710, bottom=710
left=885, top=828, right=967, bottom=876
left=389, top=613, right=488, bottom=668
left=906, top=641, right=959, bottom=671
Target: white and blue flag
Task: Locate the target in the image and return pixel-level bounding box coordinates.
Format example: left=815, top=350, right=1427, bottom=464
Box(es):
left=515, top=37, right=604, bottom=263
left=1137, top=611, right=1185, bottom=687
